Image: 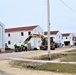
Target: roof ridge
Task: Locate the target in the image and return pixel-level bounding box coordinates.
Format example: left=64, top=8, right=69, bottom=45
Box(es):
left=44, top=31, right=59, bottom=35
left=5, top=25, right=38, bottom=32
left=44, top=30, right=59, bottom=32
left=5, top=25, right=38, bottom=29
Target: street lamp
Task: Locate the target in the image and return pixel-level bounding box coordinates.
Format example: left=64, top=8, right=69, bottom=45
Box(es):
left=47, top=0, right=51, bottom=59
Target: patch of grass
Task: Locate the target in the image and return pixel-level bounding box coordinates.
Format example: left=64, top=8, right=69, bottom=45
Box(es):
left=33, top=53, right=65, bottom=60
left=61, top=54, right=76, bottom=62
left=67, top=49, right=76, bottom=52
left=10, top=61, right=76, bottom=74
left=31, top=63, right=76, bottom=74
left=33, top=50, right=76, bottom=62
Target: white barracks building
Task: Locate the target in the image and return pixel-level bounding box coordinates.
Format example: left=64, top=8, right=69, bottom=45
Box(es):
left=62, top=33, right=73, bottom=46
left=5, top=25, right=44, bottom=49
left=0, top=22, right=5, bottom=52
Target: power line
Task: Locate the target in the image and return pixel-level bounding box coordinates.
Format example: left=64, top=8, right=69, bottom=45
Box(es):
left=60, top=0, right=76, bottom=13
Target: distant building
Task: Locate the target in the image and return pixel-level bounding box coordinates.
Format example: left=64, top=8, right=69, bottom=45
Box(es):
left=44, top=31, right=62, bottom=45
left=0, top=22, right=5, bottom=52
left=62, top=33, right=73, bottom=46
left=73, top=36, right=76, bottom=46
left=5, top=25, right=44, bottom=49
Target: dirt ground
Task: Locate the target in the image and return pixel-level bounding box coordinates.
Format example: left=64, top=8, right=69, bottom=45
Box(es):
left=0, top=60, right=76, bottom=75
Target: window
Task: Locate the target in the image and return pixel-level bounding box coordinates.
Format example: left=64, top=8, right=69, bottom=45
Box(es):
left=8, top=41, right=11, bottom=45
left=59, top=36, right=60, bottom=38
left=50, top=37, right=53, bottom=40
left=28, top=32, right=31, bottom=35
left=66, top=37, right=68, bottom=39
left=21, top=32, right=24, bottom=36
left=42, top=32, right=43, bottom=34
left=8, top=33, right=10, bottom=37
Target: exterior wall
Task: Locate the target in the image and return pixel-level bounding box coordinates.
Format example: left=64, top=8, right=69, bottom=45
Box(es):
left=31, top=26, right=44, bottom=48
left=62, top=34, right=73, bottom=46
left=69, top=34, right=73, bottom=45
left=5, top=25, right=44, bottom=49
left=0, top=22, right=5, bottom=52
left=5, top=30, right=32, bottom=48
left=55, top=32, right=62, bottom=45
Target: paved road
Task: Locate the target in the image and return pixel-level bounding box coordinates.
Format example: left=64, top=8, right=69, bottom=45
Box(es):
left=0, top=47, right=76, bottom=60
left=0, top=71, right=6, bottom=75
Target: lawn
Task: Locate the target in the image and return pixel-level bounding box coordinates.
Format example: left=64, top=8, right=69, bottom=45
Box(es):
left=29, top=63, right=76, bottom=73
left=67, top=49, right=76, bottom=52
left=61, top=54, right=76, bottom=62
left=31, top=53, right=65, bottom=60
left=10, top=60, right=76, bottom=74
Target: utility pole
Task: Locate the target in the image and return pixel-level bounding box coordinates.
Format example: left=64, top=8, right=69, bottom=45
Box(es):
left=47, top=0, right=51, bottom=59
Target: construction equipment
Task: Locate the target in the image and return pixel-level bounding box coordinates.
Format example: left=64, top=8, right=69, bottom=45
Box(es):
left=24, top=34, right=55, bottom=50
left=40, top=37, right=55, bottom=50
left=14, top=45, right=25, bottom=52
left=5, top=43, right=11, bottom=50
left=24, top=34, right=44, bottom=43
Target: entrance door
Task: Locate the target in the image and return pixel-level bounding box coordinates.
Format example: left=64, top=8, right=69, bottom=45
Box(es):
left=64, top=41, right=70, bottom=46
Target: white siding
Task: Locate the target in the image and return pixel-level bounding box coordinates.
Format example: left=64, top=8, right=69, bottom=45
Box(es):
left=31, top=26, right=44, bottom=48
left=55, top=32, right=62, bottom=45
left=62, top=34, right=73, bottom=46
left=5, top=25, right=44, bottom=49
left=0, top=22, right=5, bottom=52
left=69, top=34, right=73, bottom=45
left=5, top=30, right=33, bottom=48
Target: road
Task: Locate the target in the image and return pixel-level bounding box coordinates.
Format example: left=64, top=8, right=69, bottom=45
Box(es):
left=0, top=47, right=76, bottom=75
left=0, top=46, right=76, bottom=60
left=0, top=71, right=6, bottom=75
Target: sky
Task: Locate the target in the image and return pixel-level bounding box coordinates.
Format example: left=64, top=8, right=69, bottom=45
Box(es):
left=0, top=0, right=76, bottom=34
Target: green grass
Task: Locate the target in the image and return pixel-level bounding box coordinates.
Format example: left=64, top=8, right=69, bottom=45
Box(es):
left=61, top=54, right=76, bottom=62
left=10, top=61, right=76, bottom=74
left=38, top=53, right=76, bottom=62
left=67, top=49, right=76, bottom=52
left=34, top=50, right=76, bottom=62
left=28, top=63, right=76, bottom=73
left=32, top=53, right=65, bottom=60
left=60, top=49, right=76, bottom=62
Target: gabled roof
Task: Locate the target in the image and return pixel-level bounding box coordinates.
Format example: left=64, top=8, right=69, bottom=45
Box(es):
left=62, top=33, right=70, bottom=36
left=44, top=31, right=59, bottom=35
left=5, top=25, right=38, bottom=32
left=73, top=37, right=76, bottom=41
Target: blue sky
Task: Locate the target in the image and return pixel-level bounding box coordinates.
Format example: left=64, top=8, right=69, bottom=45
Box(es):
left=0, top=0, right=76, bottom=33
